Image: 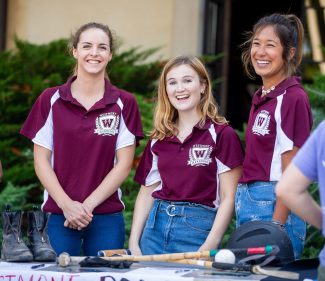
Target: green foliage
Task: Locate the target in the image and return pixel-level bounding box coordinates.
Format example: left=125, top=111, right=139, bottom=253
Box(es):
left=108, top=47, right=163, bottom=95
left=0, top=181, right=36, bottom=210
left=304, top=73, right=325, bottom=127
left=301, top=73, right=325, bottom=258
left=121, top=95, right=155, bottom=246
left=0, top=38, right=75, bottom=201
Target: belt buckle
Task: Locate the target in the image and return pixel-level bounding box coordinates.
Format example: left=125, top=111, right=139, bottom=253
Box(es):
left=166, top=204, right=176, bottom=216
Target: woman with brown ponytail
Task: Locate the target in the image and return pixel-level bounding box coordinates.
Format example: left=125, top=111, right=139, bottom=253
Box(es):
left=235, top=14, right=312, bottom=259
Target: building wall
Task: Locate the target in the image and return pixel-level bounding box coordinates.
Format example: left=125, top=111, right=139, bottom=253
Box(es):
left=6, top=0, right=204, bottom=59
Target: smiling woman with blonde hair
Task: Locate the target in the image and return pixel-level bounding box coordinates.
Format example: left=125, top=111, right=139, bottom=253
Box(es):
left=129, top=55, right=244, bottom=255
left=152, top=56, right=227, bottom=140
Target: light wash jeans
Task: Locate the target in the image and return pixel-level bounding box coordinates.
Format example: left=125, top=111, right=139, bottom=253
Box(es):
left=48, top=212, right=125, bottom=256
left=140, top=200, right=217, bottom=254
left=235, top=181, right=305, bottom=260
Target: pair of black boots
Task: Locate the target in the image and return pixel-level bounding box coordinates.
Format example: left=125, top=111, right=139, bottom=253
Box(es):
left=1, top=206, right=56, bottom=262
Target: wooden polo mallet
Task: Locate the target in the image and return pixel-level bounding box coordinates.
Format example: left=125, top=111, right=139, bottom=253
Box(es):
left=98, top=245, right=276, bottom=258
left=97, top=247, right=297, bottom=279
left=58, top=249, right=218, bottom=267
left=172, top=259, right=299, bottom=279
left=58, top=245, right=277, bottom=267
left=57, top=246, right=298, bottom=280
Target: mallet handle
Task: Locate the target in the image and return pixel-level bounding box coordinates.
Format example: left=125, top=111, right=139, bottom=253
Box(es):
left=98, top=250, right=215, bottom=260
left=98, top=246, right=276, bottom=258
left=58, top=250, right=215, bottom=267
left=173, top=259, right=251, bottom=271
left=173, top=259, right=298, bottom=280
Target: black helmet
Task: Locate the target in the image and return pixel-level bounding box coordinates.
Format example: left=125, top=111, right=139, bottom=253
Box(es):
left=226, top=221, right=294, bottom=265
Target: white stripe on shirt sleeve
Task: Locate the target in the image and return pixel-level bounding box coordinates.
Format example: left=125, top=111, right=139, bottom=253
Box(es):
left=145, top=139, right=161, bottom=186
left=270, top=93, right=294, bottom=181
left=116, top=98, right=136, bottom=150
left=32, top=90, right=60, bottom=151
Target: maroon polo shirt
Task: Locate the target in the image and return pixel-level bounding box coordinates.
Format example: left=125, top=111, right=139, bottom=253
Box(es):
left=240, top=76, right=312, bottom=183
left=21, top=76, right=144, bottom=214
left=134, top=120, right=244, bottom=207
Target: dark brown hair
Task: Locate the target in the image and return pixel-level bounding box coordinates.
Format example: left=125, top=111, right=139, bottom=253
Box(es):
left=241, top=13, right=304, bottom=79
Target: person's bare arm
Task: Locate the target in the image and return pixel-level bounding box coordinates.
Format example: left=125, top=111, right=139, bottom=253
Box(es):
left=129, top=183, right=159, bottom=255
left=199, top=166, right=242, bottom=251
left=272, top=147, right=299, bottom=224
left=276, top=163, right=321, bottom=229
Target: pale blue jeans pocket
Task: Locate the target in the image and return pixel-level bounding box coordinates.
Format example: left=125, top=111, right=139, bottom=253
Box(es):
left=235, top=181, right=305, bottom=260
left=140, top=200, right=217, bottom=254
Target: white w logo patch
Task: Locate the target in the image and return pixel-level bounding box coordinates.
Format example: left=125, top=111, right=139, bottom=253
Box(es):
left=188, top=144, right=213, bottom=166
left=94, top=112, right=119, bottom=136
left=252, top=110, right=271, bottom=136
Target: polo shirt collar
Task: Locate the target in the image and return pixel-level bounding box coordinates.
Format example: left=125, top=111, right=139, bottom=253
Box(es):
left=252, top=76, right=301, bottom=106
left=196, top=118, right=213, bottom=130
left=166, top=118, right=213, bottom=143
left=58, top=76, right=120, bottom=106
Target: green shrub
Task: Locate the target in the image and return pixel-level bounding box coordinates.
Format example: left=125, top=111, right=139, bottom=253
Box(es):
left=302, top=73, right=325, bottom=258
left=0, top=181, right=36, bottom=210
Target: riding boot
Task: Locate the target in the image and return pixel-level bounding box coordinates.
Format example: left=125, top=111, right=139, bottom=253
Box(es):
left=27, top=208, right=56, bottom=261
left=1, top=206, right=33, bottom=261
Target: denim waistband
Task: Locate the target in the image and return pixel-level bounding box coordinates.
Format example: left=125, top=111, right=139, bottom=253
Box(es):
left=238, top=181, right=277, bottom=188
left=156, top=200, right=216, bottom=217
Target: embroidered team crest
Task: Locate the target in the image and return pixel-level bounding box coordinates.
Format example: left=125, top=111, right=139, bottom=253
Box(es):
left=187, top=144, right=213, bottom=166
left=94, top=113, right=119, bottom=136
left=252, top=110, right=271, bottom=136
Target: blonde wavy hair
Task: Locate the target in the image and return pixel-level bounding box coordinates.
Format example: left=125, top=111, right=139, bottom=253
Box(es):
left=151, top=55, right=227, bottom=140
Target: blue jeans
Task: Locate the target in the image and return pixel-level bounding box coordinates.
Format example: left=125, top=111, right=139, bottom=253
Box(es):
left=48, top=213, right=125, bottom=256
left=235, top=182, right=305, bottom=260
left=140, top=200, right=217, bottom=254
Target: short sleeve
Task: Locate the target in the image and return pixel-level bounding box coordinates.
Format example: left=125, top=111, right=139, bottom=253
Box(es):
left=116, top=94, right=144, bottom=150
left=215, top=125, right=244, bottom=174
left=134, top=139, right=161, bottom=186
left=280, top=90, right=312, bottom=149
left=20, top=89, right=58, bottom=151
